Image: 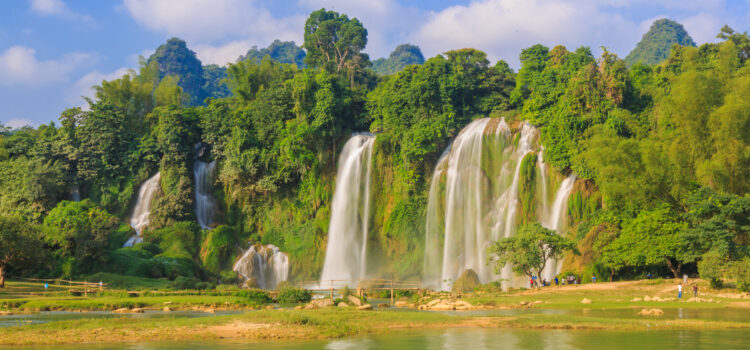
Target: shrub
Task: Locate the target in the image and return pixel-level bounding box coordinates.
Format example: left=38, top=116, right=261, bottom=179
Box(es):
left=730, top=258, right=750, bottom=292
left=172, top=276, right=200, bottom=289
left=236, top=289, right=272, bottom=304
left=452, top=269, right=480, bottom=292
left=698, top=250, right=725, bottom=289
left=276, top=287, right=312, bottom=304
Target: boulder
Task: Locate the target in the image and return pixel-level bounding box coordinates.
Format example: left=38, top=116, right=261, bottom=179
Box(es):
left=265, top=305, right=276, bottom=309
left=114, top=308, right=129, bottom=313
left=377, top=303, right=390, bottom=309
left=427, top=299, right=441, bottom=307
left=631, top=297, right=643, bottom=302
left=162, top=307, right=172, bottom=312
left=357, top=304, right=373, bottom=310
left=0, top=311, right=12, bottom=316
left=293, top=305, right=303, bottom=310
left=644, top=295, right=652, bottom=301
left=454, top=301, right=474, bottom=308
left=638, top=308, right=664, bottom=316
left=580, top=298, right=592, bottom=304
left=452, top=269, right=480, bottom=293
left=431, top=303, right=455, bottom=311
left=394, top=301, right=408, bottom=308
left=533, top=300, right=544, bottom=305
left=131, top=308, right=145, bottom=313
left=205, top=308, right=216, bottom=313
left=311, top=299, right=334, bottom=308
left=303, top=303, right=316, bottom=309
left=337, top=302, right=349, bottom=308
left=347, top=295, right=363, bottom=306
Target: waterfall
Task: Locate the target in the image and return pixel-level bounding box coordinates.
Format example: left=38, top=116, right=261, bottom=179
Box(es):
left=194, top=160, right=217, bottom=229
left=319, top=134, right=375, bottom=287
left=425, top=118, right=577, bottom=290
left=70, top=185, right=81, bottom=202
left=123, top=172, right=161, bottom=247
left=233, top=244, right=289, bottom=289
left=540, top=174, right=577, bottom=281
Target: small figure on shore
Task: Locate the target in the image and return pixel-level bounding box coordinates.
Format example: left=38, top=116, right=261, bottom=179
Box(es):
left=529, top=278, right=534, bottom=288
left=678, top=283, right=683, bottom=299
left=554, top=277, right=559, bottom=286
left=692, top=284, right=698, bottom=297
left=592, top=276, right=597, bottom=283
left=646, top=273, right=652, bottom=279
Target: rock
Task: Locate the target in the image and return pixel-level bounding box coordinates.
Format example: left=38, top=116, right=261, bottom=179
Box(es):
left=431, top=303, right=455, bottom=311
left=377, top=303, right=390, bottom=309
left=0, top=311, right=12, bottom=316
left=644, top=295, right=652, bottom=301
left=266, top=305, right=276, bottom=309
left=452, top=269, right=480, bottom=293
left=631, top=298, right=642, bottom=302
left=639, top=308, right=664, bottom=316
left=408, top=303, right=416, bottom=308
left=205, top=308, right=216, bottom=313
left=303, top=303, right=316, bottom=309
left=533, top=300, right=544, bottom=305
left=581, top=298, right=592, bottom=304
left=337, top=302, right=349, bottom=308
left=427, top=299, right=441, bottom=307
left=519, top=301, right=529, bottom=306
left=311, top=299, right=334, bottom=308
left=454, top=301, right=474, bottom=308
left=347, top=295, right=363, bottom=306
left=294, top=305, right=303, bottom=310
left=394, top=301, right=408, bottom=308
left=131, top=308, right=145, bottom=313
left=357, top=304, right=373, bottom=310
left=162, top=307, right=172, bottom=312
left=114, top=308, right=129, bottom=313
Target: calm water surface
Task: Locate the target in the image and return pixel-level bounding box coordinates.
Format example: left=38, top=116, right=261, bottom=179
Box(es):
left=16, top=328, right=750, bottom=350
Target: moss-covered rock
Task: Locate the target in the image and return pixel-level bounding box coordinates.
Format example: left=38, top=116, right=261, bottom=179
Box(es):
left=452, top=269, right=480, bottom=293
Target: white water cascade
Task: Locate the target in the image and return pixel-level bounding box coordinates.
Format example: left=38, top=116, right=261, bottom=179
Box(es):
left=124, top=173, right=161, bottom=247
left=319, top=134, right=375, bottom=287
left=194, top=160, right=217, bottom=229
left=233, top=244, right=289, bottom=289
left=424, top=118, right=577, bottom=290
left=540, top=174, right=577, bottom=281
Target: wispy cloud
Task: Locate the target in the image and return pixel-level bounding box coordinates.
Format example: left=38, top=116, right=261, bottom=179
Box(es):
left=5, top=118, right=35, bottom=129
left=0, top=46, right=94, bottom=86
left=68, top=67, right=132, bottom=108
left=29, top=0, right=93, bottom=23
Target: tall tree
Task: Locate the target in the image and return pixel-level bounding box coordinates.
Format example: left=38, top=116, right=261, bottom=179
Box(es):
left=303, top=9, right=369, bottom=72
left=0, top=216, right=43, bottom=287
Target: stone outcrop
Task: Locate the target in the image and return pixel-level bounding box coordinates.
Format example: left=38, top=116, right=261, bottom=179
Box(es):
left=638, top=308, right=664, bottom=316
left=357, top=304, right=373, bottom=310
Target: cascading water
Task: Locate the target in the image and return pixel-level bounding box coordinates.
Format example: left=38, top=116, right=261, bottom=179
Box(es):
left=70, top=185, right=81, bottom=202
left=540, top=174, right=577, bottom=281
left=319, top=134, right=375, bottom=287
left=424, top=118, right=576, bottom=290
left=194, top=160, right=217, bottom=229
left=123, top=173, right=161, bottom=247
left=233, top=244, right=289, bottom=289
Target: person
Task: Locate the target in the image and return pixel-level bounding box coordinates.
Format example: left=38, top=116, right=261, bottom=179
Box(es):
left=554, top=277, right=559, bottom=286
left=646, top=273, right=652, bottom=279
left=592, top=276, right=597, bottom=283
left=678, top=283, right=683, bottom=299
left=44, top=283, right=48, bottom=291
left=530, top=278, right=534, bottom=288
left=692, top=284, right=698, bottom=297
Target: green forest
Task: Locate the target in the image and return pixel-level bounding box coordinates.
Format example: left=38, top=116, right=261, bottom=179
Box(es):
left=0, top=9, right=748, bottom=291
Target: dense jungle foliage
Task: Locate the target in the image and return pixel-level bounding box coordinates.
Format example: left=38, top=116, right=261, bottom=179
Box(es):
left=0, top=11, right=748, bottom=290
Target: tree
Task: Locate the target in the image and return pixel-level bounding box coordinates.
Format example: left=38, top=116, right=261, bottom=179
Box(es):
left=0, top=216, right=43, bottom=287
left=303, top=9, right=368, bottom=72
left=602, top=207, right=689, bottom=277
left=372, top=44, right=425, bottom=75
left=488, top=222, right=578, bottom=285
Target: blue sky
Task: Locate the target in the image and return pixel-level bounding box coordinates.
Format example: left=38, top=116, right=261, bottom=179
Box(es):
left=1, top=0, right=749, bottom=128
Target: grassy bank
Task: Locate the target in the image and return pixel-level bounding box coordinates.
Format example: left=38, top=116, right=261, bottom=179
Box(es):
left=1, top=278, right=749, bottom=346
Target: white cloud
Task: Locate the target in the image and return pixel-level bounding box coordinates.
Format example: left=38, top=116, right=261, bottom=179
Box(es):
left=68, top=67, right=132, bottom=107
left=411, top=0, right=640, bottom=66
left=194, top=40, right=253, bottom=66
left=5, top=118, right=35, bottom=129
left=29, top=0, right=93, bottom=22
left=0, top=46, right=93, bottom=86
left=123, top=0, right=304, bottom=44
left=681, top=13, right=722, bottom=44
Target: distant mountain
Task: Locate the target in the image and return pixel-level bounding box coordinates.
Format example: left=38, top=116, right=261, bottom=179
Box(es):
left=625, top=19, right=696, bottom=67
left=238, top=40, right=306, bottom=68
left=372, top=44, right=425, bottom=75
left=147, top=38, right=205, bottom=105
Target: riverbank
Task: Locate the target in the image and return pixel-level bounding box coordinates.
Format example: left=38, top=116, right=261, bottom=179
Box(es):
left=1, top=279, right=749, bottom=346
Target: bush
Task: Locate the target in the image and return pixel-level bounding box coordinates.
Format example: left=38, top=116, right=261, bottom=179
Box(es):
left=172, top=276, right=200, bottom=289
left=730, top=258, right=750, bottom=292
left=236, top=289, right=272, bottom=304
left=698, top=250, right=725, bottom=289
left=276, top=287, right=312, bottom=304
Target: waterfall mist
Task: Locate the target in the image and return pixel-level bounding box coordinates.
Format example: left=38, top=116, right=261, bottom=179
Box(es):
left=194, top=160, right=217, bottom=229
left=319, top=134, right=375, bottom=287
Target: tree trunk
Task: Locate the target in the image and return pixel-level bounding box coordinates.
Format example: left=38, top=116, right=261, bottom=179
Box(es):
left=609, top=269, right=615, bottom=282
left=0, top=265, right=5, bottom=288
left=665, top=258, right=681, bottom=278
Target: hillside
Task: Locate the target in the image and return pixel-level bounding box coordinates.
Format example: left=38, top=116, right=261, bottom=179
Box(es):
left=625, top=18, right=696, bottom=66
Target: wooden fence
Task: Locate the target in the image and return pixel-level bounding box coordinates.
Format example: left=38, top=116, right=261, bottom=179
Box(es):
left=19, top=277, right=106, bottom=297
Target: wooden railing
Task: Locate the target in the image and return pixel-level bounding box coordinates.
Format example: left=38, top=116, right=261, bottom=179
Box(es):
left=19, top=277, right=106, bottom=297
